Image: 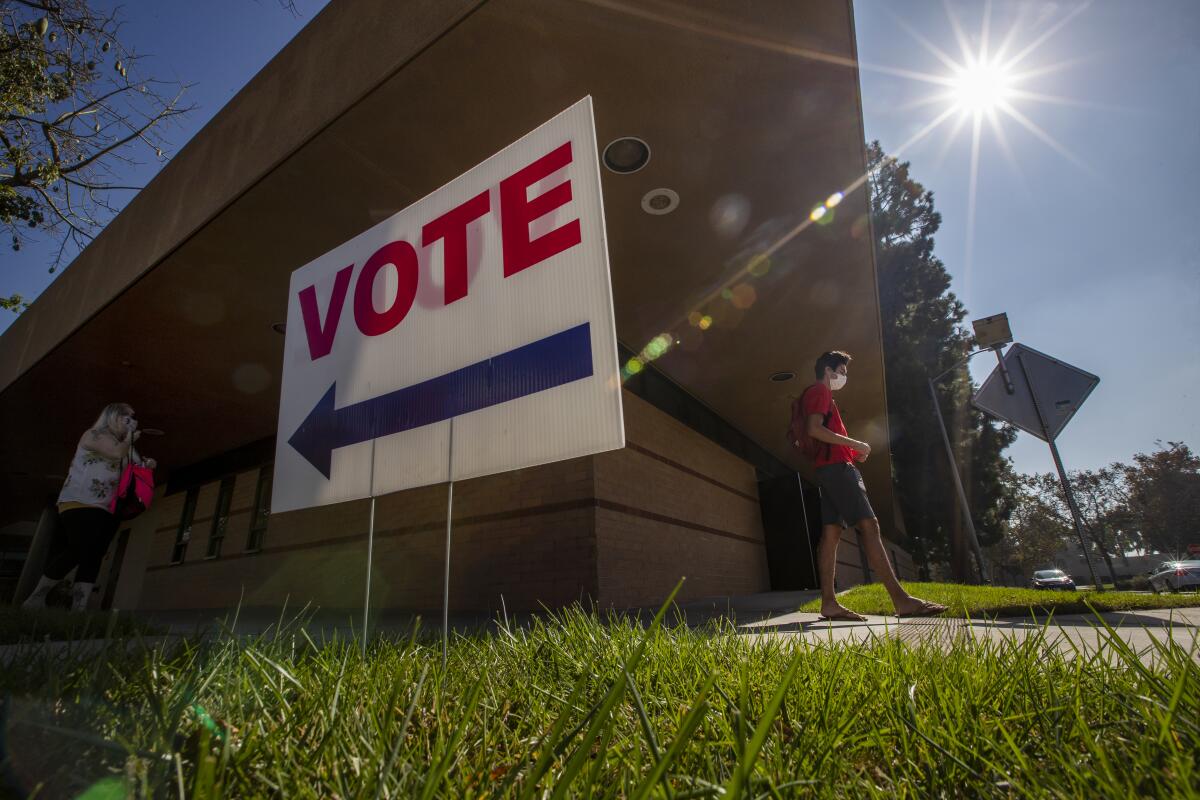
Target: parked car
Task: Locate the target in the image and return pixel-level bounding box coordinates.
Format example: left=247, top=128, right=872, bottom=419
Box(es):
left=1147, top=560, right=1200, bottom=593
left=1031, top=569, right=1076, bottom=591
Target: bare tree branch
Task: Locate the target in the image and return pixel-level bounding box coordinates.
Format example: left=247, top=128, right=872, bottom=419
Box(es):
left=1, top=0, right=192, bottom=271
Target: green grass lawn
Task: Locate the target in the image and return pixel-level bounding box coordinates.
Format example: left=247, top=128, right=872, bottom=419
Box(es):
left=0, top=606, right=162, bottom=645
left=799, top=581, right=1200, bottom=618
left=1, top=593, right=1197, bottom=798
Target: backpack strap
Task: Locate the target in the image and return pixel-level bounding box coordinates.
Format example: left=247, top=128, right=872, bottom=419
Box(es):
left=792, top=386, right=834, bottom=461
left=792, top=387, right=813, bottom=448
left=789, top=394, right=804, bottom=446
left=821, top=404, right=833, bottom=462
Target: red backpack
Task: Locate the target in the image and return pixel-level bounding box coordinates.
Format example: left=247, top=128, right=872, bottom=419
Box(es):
left=788, top=386, right=831, bottom=462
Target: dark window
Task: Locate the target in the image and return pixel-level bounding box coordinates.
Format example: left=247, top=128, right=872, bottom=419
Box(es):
left=171, top=487, right=199, bottom=564
left=206, top=477, right=236, bottom=559
left=246, top=464, right=273, bottom=552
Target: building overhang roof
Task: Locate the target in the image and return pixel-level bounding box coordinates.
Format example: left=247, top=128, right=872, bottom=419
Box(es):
left=0, top=0, right=895, bottom=529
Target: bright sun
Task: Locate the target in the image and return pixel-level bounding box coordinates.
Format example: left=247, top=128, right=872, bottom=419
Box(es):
left=950, top=59, right=1014, bottom=114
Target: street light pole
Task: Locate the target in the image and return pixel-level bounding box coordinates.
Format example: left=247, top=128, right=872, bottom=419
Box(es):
left=928, top=366, right=989, bottom=584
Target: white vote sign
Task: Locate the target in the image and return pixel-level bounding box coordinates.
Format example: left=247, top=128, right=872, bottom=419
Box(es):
left=272, top=97, right=624, bottom=514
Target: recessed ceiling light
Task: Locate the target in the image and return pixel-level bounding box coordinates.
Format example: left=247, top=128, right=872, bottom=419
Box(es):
left=271, top=322, right=287, bottom=335
left=769, top=371, right=796, bottom=383
left=603, top=137, right=650, bottom=174
left=641, top=188, right=679, bottom=216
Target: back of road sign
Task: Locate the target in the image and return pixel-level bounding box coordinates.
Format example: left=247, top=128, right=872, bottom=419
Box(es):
left=972, top=343, right=1098, bottom=442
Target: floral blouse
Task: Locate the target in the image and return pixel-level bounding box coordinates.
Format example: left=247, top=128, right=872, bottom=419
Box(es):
left=57, top=431, right=132, bottom=511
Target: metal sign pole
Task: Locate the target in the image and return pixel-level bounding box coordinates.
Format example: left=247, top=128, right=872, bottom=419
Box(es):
left=362, top=437, right=377, bottom=658
left=1047, top=438, right=1103, bottom=589
left=992, top=345, right=1015, bottom=395
left=927, top=377, right=989, bottom=583
left=1015, top=353, right=1102, bottom=590
left=442, top=418, right=455, bottom=671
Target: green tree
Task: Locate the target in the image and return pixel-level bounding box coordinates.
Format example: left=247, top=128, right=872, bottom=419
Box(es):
left=867, top=141, right=1018, bottom=577
left=988, top=473, right=1073, bottom=581
left=1067, top=466, right=1138, bottom=580
left=1124, top=441, right=1200, bottom=557
left=1019, top=469, right=1126, bottom=584
left=1, top=0, right=190, bottom=278
left=0, top=291, right=29, bottom=311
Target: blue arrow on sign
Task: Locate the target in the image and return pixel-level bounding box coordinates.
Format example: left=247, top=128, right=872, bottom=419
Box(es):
left=288, top=322, right=594, bottom=478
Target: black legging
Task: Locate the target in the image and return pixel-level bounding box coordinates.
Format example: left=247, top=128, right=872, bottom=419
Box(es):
left=43, top=507, right=119, bottom=583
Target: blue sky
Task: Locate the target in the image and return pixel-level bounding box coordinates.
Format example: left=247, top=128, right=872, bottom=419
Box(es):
left=3, top=1, right=1197, bottom=478
left=854, top=0, right=1199, bottom=476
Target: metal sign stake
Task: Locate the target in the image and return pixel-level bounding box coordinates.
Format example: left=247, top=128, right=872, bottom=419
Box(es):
left=1015, top=352, right=1102, bottom=590
left=362, top=436, right=377, bottom=658
left=442, top=418, right=455, bottom=671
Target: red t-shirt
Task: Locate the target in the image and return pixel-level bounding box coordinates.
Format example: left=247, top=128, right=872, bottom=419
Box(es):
left=801, top=383, right=857, bottom=466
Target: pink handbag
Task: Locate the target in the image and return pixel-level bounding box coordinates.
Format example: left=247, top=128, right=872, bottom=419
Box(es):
left=109, top=454, right=155, bottom=520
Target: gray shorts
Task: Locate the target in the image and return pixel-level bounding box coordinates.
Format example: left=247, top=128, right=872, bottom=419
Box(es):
left=815, top=462, right=876, bottom=528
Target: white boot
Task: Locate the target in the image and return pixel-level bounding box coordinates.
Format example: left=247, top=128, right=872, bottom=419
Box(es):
left=21, top=576, right=59, bottom=610
left=70, top=581, right=94, bottom=612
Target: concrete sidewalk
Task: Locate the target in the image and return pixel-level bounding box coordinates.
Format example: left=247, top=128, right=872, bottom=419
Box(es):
left=5, top=592, right=1197, bottom=666
left=738, top=606, right=1200, bottom=663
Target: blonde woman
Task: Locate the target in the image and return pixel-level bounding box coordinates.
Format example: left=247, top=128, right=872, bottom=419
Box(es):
left=22, top=403, right=156, bottom=612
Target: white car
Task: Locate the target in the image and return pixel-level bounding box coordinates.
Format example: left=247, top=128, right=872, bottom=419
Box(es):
left=1031, top=569, right=1076, bottom=591
left=1148, top=560, right=1200, bottom=593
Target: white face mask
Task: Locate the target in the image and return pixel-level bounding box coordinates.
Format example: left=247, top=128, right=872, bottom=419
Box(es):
left=829, top=373, right=848, bottom=391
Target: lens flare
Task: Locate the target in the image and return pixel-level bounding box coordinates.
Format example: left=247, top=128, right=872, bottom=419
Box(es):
left=731, top=284, right=757, bottom=310
left=747, top=254, right=771, bottom=277
left=598, top=3, right=1087, bottom=372
left=709, top=193, right=750, bottom=239
left=644, top=334, right=672, bottom=360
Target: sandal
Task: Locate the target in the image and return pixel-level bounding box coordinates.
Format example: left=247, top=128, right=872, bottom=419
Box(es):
left=817, top=610, right=868, bottom=622
left=896, top=600, right=948, bottom=618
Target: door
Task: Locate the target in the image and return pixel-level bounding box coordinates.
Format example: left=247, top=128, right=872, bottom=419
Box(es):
left=757, top=473, right=821, bottom=590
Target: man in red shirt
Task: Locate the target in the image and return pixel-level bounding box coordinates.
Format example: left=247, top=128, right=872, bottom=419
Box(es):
left=799, top=351, right=946, bottom=621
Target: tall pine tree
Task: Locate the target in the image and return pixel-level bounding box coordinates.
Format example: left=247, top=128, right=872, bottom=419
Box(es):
left=867, top=142, right=1017, bottom=577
